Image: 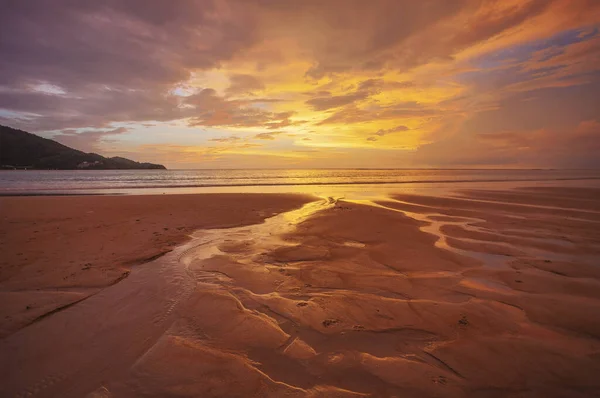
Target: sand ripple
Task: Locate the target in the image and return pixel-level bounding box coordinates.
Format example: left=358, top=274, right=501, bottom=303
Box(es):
left=2, top=188, right=600, bottom=397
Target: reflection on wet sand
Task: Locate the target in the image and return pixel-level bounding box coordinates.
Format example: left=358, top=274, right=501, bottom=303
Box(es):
left=3, top=187, right=600, bottom=397
left=116, top=187, right=600, bottom=397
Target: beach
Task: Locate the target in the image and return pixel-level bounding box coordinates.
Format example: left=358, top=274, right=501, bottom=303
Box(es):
left=1, top=187, right=600, bottom=397
left=4, top=0, right=600, bottom=395
left=0, top=194, right=312, bottom=337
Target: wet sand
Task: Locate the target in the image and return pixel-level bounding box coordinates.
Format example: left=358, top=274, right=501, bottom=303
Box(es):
left=2, top=188, right=600, bottom=397
left=0, top=194, right=312, bottom=337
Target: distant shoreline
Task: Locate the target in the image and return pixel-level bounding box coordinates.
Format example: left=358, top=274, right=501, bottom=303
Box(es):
left=2, top=176, right=600, bottom=197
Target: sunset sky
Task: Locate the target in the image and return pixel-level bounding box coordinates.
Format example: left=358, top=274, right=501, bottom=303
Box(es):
left=1, top=0, right=599, bottom=169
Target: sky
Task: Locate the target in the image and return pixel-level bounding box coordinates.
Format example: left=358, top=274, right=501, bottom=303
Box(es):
left=1, top=0, right=599, bottom=169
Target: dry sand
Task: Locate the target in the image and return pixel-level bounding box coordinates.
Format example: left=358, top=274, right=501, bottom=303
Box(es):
left=1, top=187, right=600, bottom=397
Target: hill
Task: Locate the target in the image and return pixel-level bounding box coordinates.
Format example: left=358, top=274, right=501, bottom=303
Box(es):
left=0, top=125, right=166, bottom=170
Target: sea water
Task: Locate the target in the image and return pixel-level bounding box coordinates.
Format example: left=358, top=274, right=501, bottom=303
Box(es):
left=1, top=168, right=599, bottom=196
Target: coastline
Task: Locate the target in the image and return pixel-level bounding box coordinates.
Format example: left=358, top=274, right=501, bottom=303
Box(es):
left=1, top=187, right=600, bottom=397
left=2, top=168, right=600, bottom=198
left=2, top=175, right=600, bottom=197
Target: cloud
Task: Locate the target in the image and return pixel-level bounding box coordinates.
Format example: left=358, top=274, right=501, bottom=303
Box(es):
left=120, top=141, right=264, bottom=165
left=209, top=136, right=241, bottom=143
left=318, top=102, right=441, bottom=125
left=306, top=91, right=370, bottom=111
left=0, top=1, right=258, bottom=90
left=270, top=0, right=468, bottom=79
left=254, top=132, right=284, bottom=140
left=226, top=74, right=265, bottom=95
left=305, top=78, right=400, bottom=111
left=184, top=89, right=299, bottom=129
left=367, top=125, right=410, bottom=141
left=413, top=119, right=600, bottom=168
left=51, top=127, right=129, bottom=152
left=375, top=125, right=410, bottom=136
left=0, top=85, right=184, bottom=131
left=0, top=0, right=259, bottom=131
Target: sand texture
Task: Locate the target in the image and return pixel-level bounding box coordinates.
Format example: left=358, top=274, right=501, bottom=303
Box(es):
left=0, top=193, right=312, bottom=337
left=1, top=187, right=600, bottom=397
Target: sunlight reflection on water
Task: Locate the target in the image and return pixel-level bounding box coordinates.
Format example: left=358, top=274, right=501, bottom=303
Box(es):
left=2, top=169, right=600, bottom=197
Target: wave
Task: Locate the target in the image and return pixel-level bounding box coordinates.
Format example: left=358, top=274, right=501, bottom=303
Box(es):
left=3, top=176, right=600, bottom=193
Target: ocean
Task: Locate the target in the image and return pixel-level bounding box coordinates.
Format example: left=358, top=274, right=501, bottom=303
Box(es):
left=1, top=169, right=600, bottom=196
